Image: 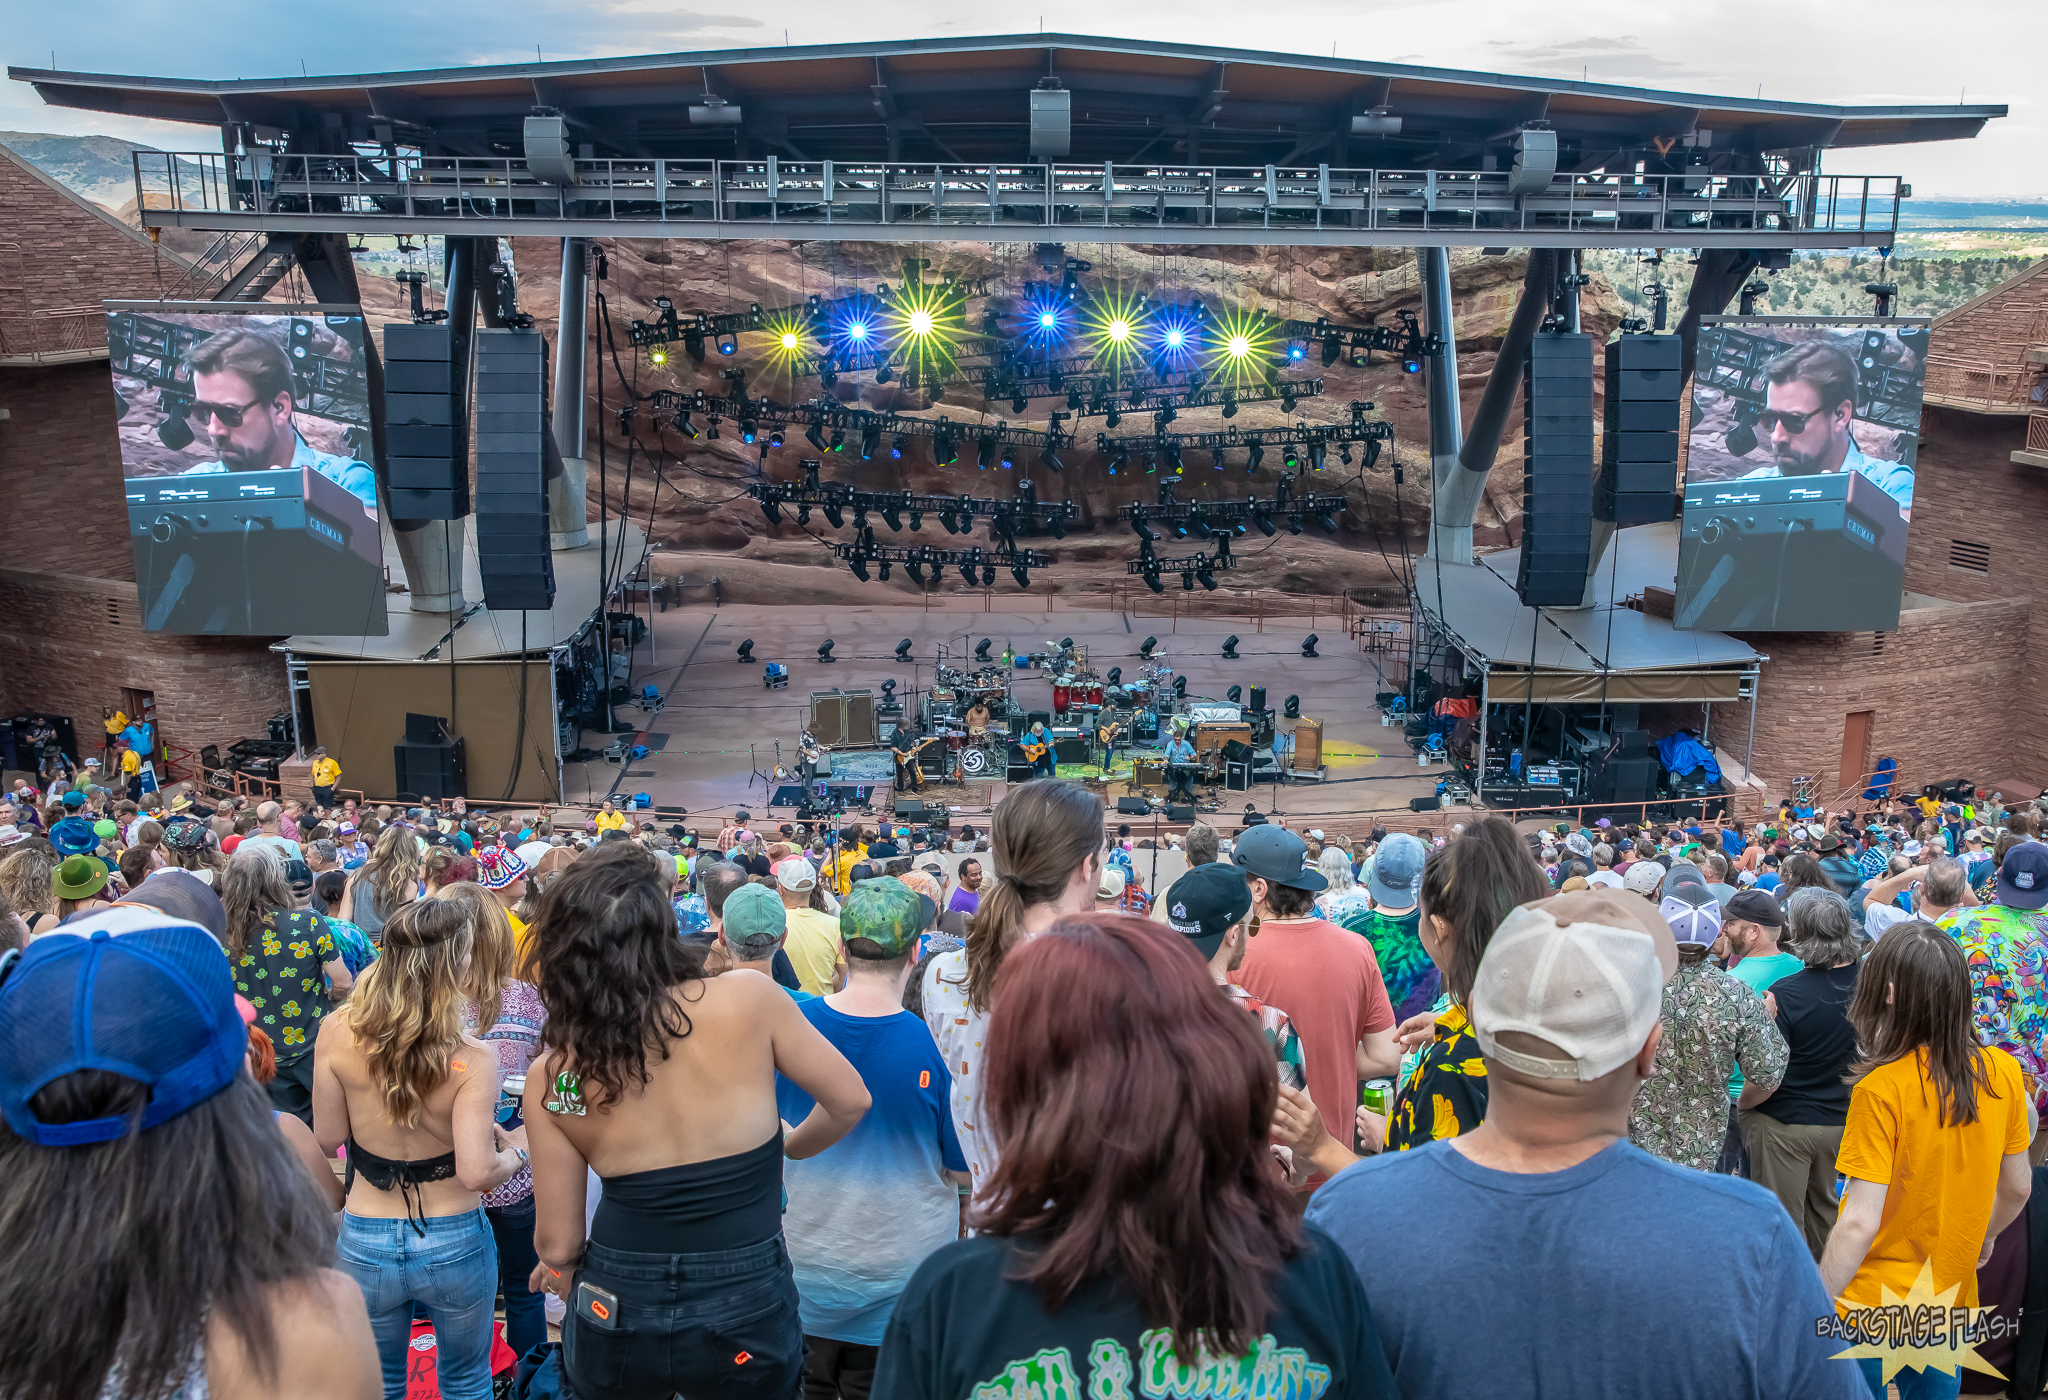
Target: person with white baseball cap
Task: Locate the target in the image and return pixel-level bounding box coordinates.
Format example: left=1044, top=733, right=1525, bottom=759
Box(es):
left=776, top=857, right=844, bottom=996
left=1307, top=889, right=1863, bottom=1399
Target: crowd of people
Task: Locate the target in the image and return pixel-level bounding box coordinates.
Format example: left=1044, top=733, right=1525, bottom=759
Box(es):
left=7, top=762, right=2048, bottom=1400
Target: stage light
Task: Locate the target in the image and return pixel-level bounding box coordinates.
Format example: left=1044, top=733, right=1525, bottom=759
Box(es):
left=1012, top=394, right=1029, bottom=415
left=1221, top=634, right=1239, bottom=657
left=829, top=428, right=845, bottom=454
left=1173, top=676, right=1188, bottom=697
left=939, top=511, right=960, bottom=535
left=1000, top=444, right=1015, bottom=470
left=906, top=560, right=926, bottom=583
left=1197, top=566, right=1217, bottom=591
left=849, top=555, right=870, bottom=581
left=1108, top=319, right=1131, bottom=343
left=1283, top=695, right=1300, bottom=718
left=907, top=510, right=923, bottom=531
left=1339, top=444, right=1352, bottom=465
left=817, top=640, right=837, bottom=662
left=1181, top=571, right=1195, bottom=591
left=890, top=434, right=908, bottom=459
left=1320, top=335, right=1341, bottom=367
left=1139, top=636, right=1158, bottom=658
left=736, top=639, right=755, bottom=662
left=823, top=502, right=845, bottom=529
left=1104, top=407, right=1121, bottom=429
left=717, top=332, right=738, bottom=355
left=797, top=505, right=812, bottom=526
left=1288, top=514, right=1304, bottom=535
left=1108, top=667, right=1122, bottom=684
left=682, top=330, right=705, bottom=361
left=1227, top=684, right=1243, bottom=703
left=959, top=560, right=978, bottom=585
left=975, top=637, right=993, bottom=660
left=1049, top=513, right=1067, bottom=539
left=1164, top=326, right=1185, bottom=349
left=1307, top=440, right=1325, bottom=469
left=1283, top=442, right=1300, bottom=469
left=1363, top=438, right=1381, bottom=469
left=1287, top=342, right=1306, bottom=361
left=1247, top=442, right=1265, bottom=471
left=1040, top=310, right=1059, bottom=328
left=1011, top=565, right=1032, bottom=589
left=1301, top=634, right=1319, bottom=658
left=1252, top=506, right=1276, bottom=536
left=980, top=562, right=996, bottom=586
left=675, top=410, right=700, bottom=439
left=157, top=409, right=194, bottom=450
left=1108, top=445, right=1128, bottom=475
left=1227, top=333, right=1252, bottom=358
left=1165, top=443, right=1184, bottom=476
left=1144, top=570, right=1165, bottom=594
left=1402, top=355, right=1422, bottom=374
left=1316, top=508, right=1340, bottom=533
left=1041, top=443, right=1065, bottom=473
left=861, top=427, right=881, bottom=460
left=908, top=309, right=934, bottom=336
left=707, top=419, right=721, bottom=440
left=1281, top=390, right=1298, bottom=413
left=875, top=363, right=894, bottom=384
left=770, top=425, right=785, bottom=449
left=780, top=331, right=800, bottom=350
left=895, top=638, right=914, bottom=662
left=934, top=431, right=958, bottom=466
left=846, top=320, right=872, bottom=343
left=880, top=502, right=903, bottom=532
left=649, top=347, right=668, bottom=366
left=805, top=423, right=828, bottom=452
left=760, top=497, right=782, bottom=525
left=740, top=419, right=758, bottom=445
left=977, top=436, right=998, bottom=470
left=1222, top=394, right=1239, bottom=419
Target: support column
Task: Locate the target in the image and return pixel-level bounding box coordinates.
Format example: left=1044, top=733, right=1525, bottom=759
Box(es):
left=1419, top=247, right=1467, bottom=563
left=551, top=237, right=591, bottom=548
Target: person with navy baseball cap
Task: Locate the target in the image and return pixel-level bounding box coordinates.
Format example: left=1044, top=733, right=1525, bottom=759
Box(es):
left=0, top=917, right=380, bottom=1398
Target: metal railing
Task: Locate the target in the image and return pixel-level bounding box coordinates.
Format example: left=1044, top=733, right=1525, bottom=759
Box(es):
left=0, top=306, right=106, bottom=364
left=131, top=151, right=1902, bottom=242
left=1925, top=354, right=2047, bottom=413
left=159, top=230, right=271, bottom=301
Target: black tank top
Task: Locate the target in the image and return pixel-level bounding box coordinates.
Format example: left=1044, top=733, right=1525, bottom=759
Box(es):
left=590, top=1131, right=783, bottom=1254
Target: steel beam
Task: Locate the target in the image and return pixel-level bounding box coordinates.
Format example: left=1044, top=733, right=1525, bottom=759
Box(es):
left=1419, top=248, right=1467, bottom=564
left=550, top=236, right=592, bottom=547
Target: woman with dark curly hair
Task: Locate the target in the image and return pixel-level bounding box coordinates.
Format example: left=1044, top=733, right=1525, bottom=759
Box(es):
left=523, top=841, right=870, bottom=1400
left=875, top=912, right=1397, bottom=1400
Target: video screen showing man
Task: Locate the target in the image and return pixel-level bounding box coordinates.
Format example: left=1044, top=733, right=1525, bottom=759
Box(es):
left=107, top=304, right=387, bottom=637
left=1676, top=318, right=1928, bottom=634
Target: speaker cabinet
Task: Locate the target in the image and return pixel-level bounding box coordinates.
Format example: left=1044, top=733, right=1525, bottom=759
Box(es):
left=382, top=323, right=466, bottom=520
left=1518, top=333, right=1596, bottom=608
left=473, top=328, right=555, bottom=611
left=1225, top=760, right=1252, bottom=791
left=394, top=737, right=467, bottom=800
left=1167, top=804, right=1196, bottom=822
left=1117, top=796, right=1151, bottom=815
left=808, top=691, right=848, bottom=746
left=1598, top=333, right=1682, bottom=526
left=844, top=690, right=877, bottom=746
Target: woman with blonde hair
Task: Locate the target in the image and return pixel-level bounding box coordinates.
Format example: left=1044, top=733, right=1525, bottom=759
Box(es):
left=314, top=897, right=524, bottom=1400
left=1314, top=846, right=1370, bottom=924
left=338, top=824, right=421, bottom=944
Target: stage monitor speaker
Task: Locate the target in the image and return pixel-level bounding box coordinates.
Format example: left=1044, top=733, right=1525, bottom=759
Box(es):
left=404, top=712, right=449, bottom=745
left=394, top=737, right=466, bottom=800
left=770, top=784, right=807, bottom=807
left=844, top=691, right=877, bottom=746
left=1167, top=804, right=1196, bottom=823
left=1055, top=736, right=1089, bottom=764
left=809, top=691, right=849, bottom=746
left=1248, top=686, right=1267, bottom=713
left=382, top=323, right=466, bottom=520
left=1221, top=739, right=1256, bottom=764
left=1292, top=718, right=1323, bottom=771
left=1595, top=757, right=1660, bottom=804
left=1597, top=333, right=1682, bottom=525
left=894, top=800, right=928, bottom=822
left=473, top=328, right=555, bottom=612
left=1225, top=760, right=1252, bottom=791
left=1007, top=763, right=1036, bottom=783
left=1410, top=795, right=1439, bottom=812
left=1519, top=332, right=1595, bottom=608
left=1117, top=796, right=1151, bottom=815
left=1616, top=728, right=1653, bottom=760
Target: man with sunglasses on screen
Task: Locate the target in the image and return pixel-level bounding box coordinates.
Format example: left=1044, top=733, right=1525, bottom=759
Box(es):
left=1736, top=340, right=1914, bottom=518
left=178, top=328, right=378, bottom=512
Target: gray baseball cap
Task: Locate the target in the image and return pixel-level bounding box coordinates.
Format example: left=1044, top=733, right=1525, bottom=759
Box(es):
left=1367, top=833, right=1427, bottom=908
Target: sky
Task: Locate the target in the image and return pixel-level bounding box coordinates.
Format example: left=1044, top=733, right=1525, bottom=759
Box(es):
left=4, top=0, right=2043, bottom=198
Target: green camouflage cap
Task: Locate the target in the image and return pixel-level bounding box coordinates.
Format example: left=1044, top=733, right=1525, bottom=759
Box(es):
left=839, top=876, right=921, bottom=960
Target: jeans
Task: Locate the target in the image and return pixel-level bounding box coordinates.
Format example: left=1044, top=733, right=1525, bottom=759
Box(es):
left=1857, top=1358, right=1962, bottom=1400
left=337, top=1209, right=500, bottom=1400
left=486, top=1195, right=547, bottom=1363
left=566, top=1234, right=802, bottom=1400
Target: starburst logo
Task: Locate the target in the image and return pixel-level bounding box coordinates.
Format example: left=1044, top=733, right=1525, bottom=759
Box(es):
left=1820, top=1260, right=2016, bottom=1385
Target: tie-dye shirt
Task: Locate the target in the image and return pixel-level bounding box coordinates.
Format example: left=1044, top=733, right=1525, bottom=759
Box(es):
left=1342, top=906, right=1440, bottom=1022
left=777, top=1002, right=966, bottom=1344
left=1938, top=903, right=2048, bottom=1111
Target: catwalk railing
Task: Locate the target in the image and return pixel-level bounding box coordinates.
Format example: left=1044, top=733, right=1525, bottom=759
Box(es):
left=129, top=152, right=1904, bottom=246
left=0, top=305, right=106, bottom=365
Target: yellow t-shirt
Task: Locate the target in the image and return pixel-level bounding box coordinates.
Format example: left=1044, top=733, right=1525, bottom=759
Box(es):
left=784, top=906, right=844, bottom=996
left=508, top=909, right=533, bottom=969
left=831, top=846, right=866, bottom=896
left=104, top=710, right=128, bottom=737
left=596, top=809, right=630, bottom=832
left=311, top=757, right=341, bottom=788
left=1836, top=1046, right=2030, bottom=1310
left=120, top=749, right=141, bottom=776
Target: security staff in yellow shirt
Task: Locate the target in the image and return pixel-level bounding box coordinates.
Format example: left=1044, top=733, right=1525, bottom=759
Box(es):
left=310, top=746, right=342, bottom=810
left=595, top=798, right=631, bottom=833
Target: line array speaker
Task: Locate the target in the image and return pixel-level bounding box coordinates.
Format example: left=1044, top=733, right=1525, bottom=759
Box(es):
left=1517, top=332, right=1595, bottom=608
left=1598, top=332, right=1683, bottom=525
left=394, top=737, right=467, bottom=800
left=473, top=328, right=555, bottom=612
left=382, top=322, right=466, bottom=520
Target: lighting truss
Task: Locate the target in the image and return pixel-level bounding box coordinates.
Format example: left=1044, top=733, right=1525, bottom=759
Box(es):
left=653, top=389, right=1079, bottom=463
left=1119, top=485, right=1349, bottom=539
left=752, top=468, right=1077, bottom=542
left=1093, top=402, right=1393, bottom=466
left=1065, top=375, right=1323, bottom=420
left=831, top=539, right=1053, bottom=589
left=629, top=268, right=995, bottom=353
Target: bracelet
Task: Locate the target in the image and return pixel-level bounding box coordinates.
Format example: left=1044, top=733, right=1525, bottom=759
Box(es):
left=515, top=1147, right=530, bottom=1167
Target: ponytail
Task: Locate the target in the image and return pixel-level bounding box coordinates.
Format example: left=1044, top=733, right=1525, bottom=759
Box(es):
left=1418, top=814, right=1550, bottom=1004
left=955, top=781, right=1103, bottom=1013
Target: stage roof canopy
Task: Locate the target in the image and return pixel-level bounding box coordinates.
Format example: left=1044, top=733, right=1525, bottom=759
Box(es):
left=10, top=34, right=2003, bottom=166
left=1416, top=523, right=1759, bottom=704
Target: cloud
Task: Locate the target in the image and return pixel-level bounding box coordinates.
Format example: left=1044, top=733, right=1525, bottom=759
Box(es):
left=1481, top=35, right=1706, bottom=81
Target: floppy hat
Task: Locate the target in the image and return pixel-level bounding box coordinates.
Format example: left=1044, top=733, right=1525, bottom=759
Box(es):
left=1366, top=833, right=1426, bottom=907
left=53, top=854, right=111, bottom=901
left=475, top=847, right=528, bottom=891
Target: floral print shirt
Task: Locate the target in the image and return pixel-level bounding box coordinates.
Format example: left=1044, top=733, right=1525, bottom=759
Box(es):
left=470, top=979, right=547, bottom=1208
left=1629, top=960, right=1788, bottom=1172
left=234, top=909, right=338, bottom=1057
left=1938, top=903, right=2048, bottom=1112
left=922, top=949, right=998, bottom=1192
left=1388, top=1003, right=1489, bottom=1150
left=1223, top=983, right=1307, bottom=1092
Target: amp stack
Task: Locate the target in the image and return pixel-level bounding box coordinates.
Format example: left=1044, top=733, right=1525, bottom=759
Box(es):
left=1598, top=331, right=1683, bottom=525
left=1516, top=331, right=1595, bottom=608
left=381, top=322, right=466, bottom=520
left=473, top=328, right=556, bottom=612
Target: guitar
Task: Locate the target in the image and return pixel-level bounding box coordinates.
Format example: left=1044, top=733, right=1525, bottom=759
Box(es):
left=1096, top=721, right=1123, bottom=747
left=893, top=735, right=942, bottom=764
left=1022, top=740, right=1052, bottom=763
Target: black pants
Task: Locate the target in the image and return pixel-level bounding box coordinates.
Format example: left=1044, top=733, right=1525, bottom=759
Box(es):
left=804, top=1337, right=879, bottom=1400
left=313, top=784, right=336, bottom=810
left=1031, top=752, right=1056, bottom=778
left=486, top=1194, right=547, bottom=1363
left=267, top=1050, right=316, bottom=1128
left=565, top=1235, right=802, bottom=1400
left=1168, top=767, right=1197, bottom=803
left=895, top=762, right=923, bottom=792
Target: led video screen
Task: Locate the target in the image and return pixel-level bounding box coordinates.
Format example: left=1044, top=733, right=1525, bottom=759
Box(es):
left=1674, top=317, right=1929, bottom=633
left=106, top=302, right=388, bottom=636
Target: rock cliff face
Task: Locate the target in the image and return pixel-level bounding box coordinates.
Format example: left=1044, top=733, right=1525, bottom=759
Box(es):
left=489, top=239, right=1623, bottom=605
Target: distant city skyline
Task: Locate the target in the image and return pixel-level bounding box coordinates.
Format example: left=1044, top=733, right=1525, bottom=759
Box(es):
left=4, top=0, right=2042, bottom=197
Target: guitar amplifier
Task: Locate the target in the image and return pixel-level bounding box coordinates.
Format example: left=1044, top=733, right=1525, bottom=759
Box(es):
left=1195, top=723, right=1253, bottom=757
left=1132, top=760, right=1166, bottom=790
left=1675, top=470, right=1907, bottom=632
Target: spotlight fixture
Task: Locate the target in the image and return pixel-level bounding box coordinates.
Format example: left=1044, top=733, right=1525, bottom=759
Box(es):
left=1144, top=570, right=1165, bottom=594
left=1246, top=442, right=1265, bottom=471
left=1107, top=667, right=1122, bottom=685
left=849, top=554, right=870, bottom=581
left=805, top=423, right=829, bottom=452
left=1139, top=636, right=1158, bottom=658
left=1197, top=566, right=1217, bottom=592
left=156, top=409, right=194, bottom=450
left=878, top=559, right=892, bottom=581
left=817, top=640, right=837, bottom=662
left=779, top=331, right=800, bottom=351
left=1221, top=634, right=1240, bottom=658
left=1012, top=394, right=1029, bottom=414
left=1108, top=445, right=1129, bottom=475
left=1222, top=393, right=1239, bottom=419
left=1287, top=514, right=1305, bottom=535
left=1283, top=694, right=1301, bottom=718
left=759, top=497, right=782, bottom=525
left=1283, top=442, right=1300, bottom=469
left=1104, top=407, right=1122, bottom=429
left=828, top=428, right=845, bottom=454
left=1181, top=571, right=1195, bottom=592
left=1011, top=565, right=1032, bottom=588
left=906, top=560, right=927, bottom=583
left=977, top=435, right=998, bottom=471
left=1308, top=440, right=1325, bottom=470
left=891, top=433, right=908, bottom=460
left=1320, top=335, right=1341, bottom=367
left=1316, top=508, right=1340, bottom=533
left=823, top=502, right=845, bottom=529
left=736, top=639, right=755, bottom=662
left=740, top=418, right=759, bottom=445
left=880, top=502, right=903, bottom=532
left=1172, top=675, right=1188, bottom=697
left=875, top=363, right=894, bottom=384
left=895, top=638, right=914, bottom=662
left=770, top=425, right=785, bottom=449
left=1000, top=444, right=1015, bottom=470
left=649, top=347, right=668, bottom=366
left=1227, top=685, right=1242, bottom=702
left=958, top=559, right=978, bottom=586
left=1339, top=444, right=1353, bottom=465
left=1041, top=443, right=1064, bottom=473
left=674, top=410, right=699, bottom=439
left=1251, top=506, right=1276, bottom=537
left=973, top=636, right=994, bottom=660
left=1301, top=634, right=1319, bottom=658
left=881, top=679, right=898, bottom=697
left=717, top=332, right=738, bottom=355
left=861, top=427, right=882, bottom=460
left=981, top=562, right=997, bottom=586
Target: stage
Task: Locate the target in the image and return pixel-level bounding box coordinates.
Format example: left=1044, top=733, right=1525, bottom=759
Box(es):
left=558, top=597, right=1459, bottom=833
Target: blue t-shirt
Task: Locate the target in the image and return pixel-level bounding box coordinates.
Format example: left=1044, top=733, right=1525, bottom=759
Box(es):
left=1755, top=872, right=1782, bottom=893
left=1305, top=1139, right=1865, bottom=1400
left=776, top=1002, right=967, bottom=1345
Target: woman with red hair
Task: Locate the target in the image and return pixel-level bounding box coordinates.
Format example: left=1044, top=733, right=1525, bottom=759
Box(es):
left=875, top=912, right=1396, bottom=1398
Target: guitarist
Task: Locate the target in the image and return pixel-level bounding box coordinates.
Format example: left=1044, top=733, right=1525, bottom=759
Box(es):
left=1097, top=713, right=1124, bottom=773
left=1023, top=720, right=1057, bottom=779
left=892, top=721, right=932, bottom=792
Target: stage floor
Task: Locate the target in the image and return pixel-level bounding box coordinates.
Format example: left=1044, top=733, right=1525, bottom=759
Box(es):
left=557, top=599, right=1462, bottom=835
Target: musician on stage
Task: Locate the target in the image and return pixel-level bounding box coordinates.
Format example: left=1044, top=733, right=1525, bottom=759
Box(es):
left=1097, top=712, right=1123, bottom=773
left=176, top=328, right=378, bottom=511
left=1164, top=728, right=1198, bottom=804
left=892, top=721, right=929, bottom=792
left=963, top=699, right=992, bottom=740
left=1024, top=720, right=1056, bottom=779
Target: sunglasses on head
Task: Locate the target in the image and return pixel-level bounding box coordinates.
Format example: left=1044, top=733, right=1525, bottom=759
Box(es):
left=188, top=396, right=267, bottom=429
left=1755, top=407, right=1834, bottom=434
